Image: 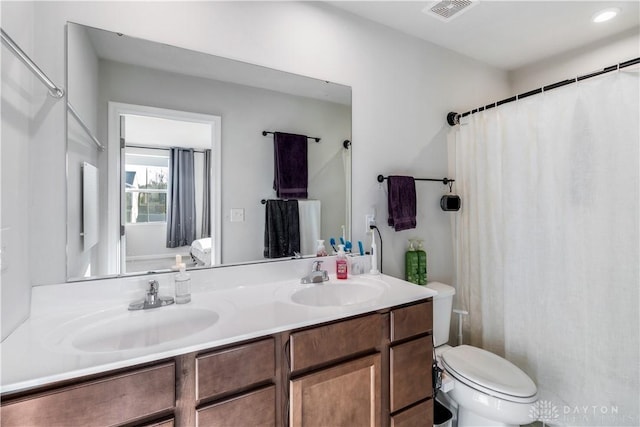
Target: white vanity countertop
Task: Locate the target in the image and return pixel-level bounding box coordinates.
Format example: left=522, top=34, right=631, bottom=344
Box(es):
left=0, top=268, right=436, bottom=395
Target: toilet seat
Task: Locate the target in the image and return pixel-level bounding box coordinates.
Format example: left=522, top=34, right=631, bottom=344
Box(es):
left=441, top=345, right=537, bottom=404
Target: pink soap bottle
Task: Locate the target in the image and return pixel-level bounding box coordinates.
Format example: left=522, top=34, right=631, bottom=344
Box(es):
left=336, top=245, right=348, bottom=279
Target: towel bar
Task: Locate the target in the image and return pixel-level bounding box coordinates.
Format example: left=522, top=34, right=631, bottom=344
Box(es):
left=262, top=131, right=320, bottom=143
left=377, top=174, right=454, bottom=185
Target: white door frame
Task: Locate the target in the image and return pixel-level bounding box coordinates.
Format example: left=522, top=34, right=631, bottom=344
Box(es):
left=107, top=102, right=222, bottom=273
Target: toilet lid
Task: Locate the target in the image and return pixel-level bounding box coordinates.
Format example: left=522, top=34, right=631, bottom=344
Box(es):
left=441, top=345, right=537, bottom=401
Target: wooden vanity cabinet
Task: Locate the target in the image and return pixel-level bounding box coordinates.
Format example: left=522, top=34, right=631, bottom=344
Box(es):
left=1, top=298, right=433, bottom=427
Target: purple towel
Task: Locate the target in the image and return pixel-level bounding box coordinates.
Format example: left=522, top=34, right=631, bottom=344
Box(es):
left=387, top=176, right=417, bottom=231
left=273, top=132, right=308, bottom=199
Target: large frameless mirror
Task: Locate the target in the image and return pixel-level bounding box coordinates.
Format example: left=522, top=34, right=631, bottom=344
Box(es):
left=66, top=22, right=352, bottom=281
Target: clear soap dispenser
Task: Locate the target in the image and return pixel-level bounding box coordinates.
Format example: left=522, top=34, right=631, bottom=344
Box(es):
left=174, top=263, right=191, bottom=304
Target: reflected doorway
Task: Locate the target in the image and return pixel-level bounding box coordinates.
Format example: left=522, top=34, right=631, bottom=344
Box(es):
left=108, top=103, right=221, bottom=275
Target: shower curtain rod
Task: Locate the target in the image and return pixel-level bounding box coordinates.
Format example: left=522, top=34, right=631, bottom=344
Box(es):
left=1, top=28, right=105, bottom=151
left=1, top=28, right=65, bottom=99
left=262, top=131, right=321, bottom=143
left=377, top=174, right=454, bottom=185
left=68, top=102, right=105, bottom=152
left=125, top=144, right=208, bottom=154
left=447, top=56, right=640, bottom=126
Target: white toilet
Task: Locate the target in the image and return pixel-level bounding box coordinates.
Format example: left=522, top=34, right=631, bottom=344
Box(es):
left=427, top=282, right=538, bottom=427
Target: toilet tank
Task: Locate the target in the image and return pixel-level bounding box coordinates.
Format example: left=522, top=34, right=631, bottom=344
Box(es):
left=426, top=282, right=456, bottom=347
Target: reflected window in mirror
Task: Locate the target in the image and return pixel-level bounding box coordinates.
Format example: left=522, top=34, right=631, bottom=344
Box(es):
left=124, top=149, right=169, bottom=224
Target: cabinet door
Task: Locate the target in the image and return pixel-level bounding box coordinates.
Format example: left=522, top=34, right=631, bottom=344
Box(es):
left=196, top=386, right=275, bottom=427
left=290, top=353, right=381, bottom=427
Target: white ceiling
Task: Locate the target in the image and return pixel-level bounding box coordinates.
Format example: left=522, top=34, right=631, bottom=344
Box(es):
left=327, top=1, right=640, bottom=71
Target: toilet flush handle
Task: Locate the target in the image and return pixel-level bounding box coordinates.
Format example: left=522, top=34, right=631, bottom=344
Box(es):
left=452, top=309, right=469, bottom=346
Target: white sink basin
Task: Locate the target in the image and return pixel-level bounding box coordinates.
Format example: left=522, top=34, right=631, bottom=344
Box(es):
left=46, top=306, right=220, bottom=353
left=289, top=280, right=385, bottom=307
left=73, top=307, right=219, bottom=352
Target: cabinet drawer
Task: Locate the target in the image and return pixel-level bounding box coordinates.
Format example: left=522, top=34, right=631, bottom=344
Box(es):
left=391, top=399, right=434, bottom=427
left=196, top=385, right=275, bottom=427
left=1, top=362, right=175, bottom=427
left=290, top=314, right=382, bottom=373
left=390, top=299, right=432, bottom=342
left=390, top=336, right=433, bottom=413
left=196, top=338, right=275, bottom=401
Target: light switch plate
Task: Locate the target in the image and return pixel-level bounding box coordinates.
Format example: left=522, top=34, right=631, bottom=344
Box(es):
left=230, top=208, right=245, bottom=222
left=1, top=227, right=10, bottom=272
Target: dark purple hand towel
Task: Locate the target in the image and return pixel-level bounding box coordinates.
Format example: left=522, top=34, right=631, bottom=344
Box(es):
left=273, top=132, right=308, bottom=199
left=387, top=175, right=417, bottom=231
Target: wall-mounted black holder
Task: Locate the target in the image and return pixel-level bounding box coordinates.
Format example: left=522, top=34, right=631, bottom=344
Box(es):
left=440, top=195, right=461, bottom=211
left=447, top=112, right=460, bottom=126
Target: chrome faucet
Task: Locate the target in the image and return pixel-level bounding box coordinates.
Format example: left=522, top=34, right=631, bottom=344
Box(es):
left=128, top=279, right=175, bottom=310
left=301, top=261, right=329, bottom=284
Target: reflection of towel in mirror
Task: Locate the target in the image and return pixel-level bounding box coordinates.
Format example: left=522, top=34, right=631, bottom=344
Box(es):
left=387, top=176, right=417, bottom=231
left=273, top=132, right=308, bottom=199
left=264, top=199, right=301, bottom=258
left=190, top=237, right=212, bottom=265
left=297, top=200, right=321, bottom=256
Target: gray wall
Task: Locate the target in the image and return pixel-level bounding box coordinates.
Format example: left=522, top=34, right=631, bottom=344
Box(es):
left=66, top=22, right=101, bottom=279
left=97, top=59, right=350, bottom=267
left=1, top=1, right=512, bottom=339
left=0, top=2, right=35, bottom=340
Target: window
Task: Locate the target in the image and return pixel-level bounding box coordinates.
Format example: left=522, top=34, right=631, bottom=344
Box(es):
left=125, top=150, right=169, bottom=224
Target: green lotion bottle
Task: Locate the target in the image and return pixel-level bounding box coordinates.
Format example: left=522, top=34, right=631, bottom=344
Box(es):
left=405, top=240, right=419, bottom=285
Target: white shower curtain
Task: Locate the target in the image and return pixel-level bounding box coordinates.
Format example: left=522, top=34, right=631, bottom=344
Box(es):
left=448, top=70, right=639, bottom=425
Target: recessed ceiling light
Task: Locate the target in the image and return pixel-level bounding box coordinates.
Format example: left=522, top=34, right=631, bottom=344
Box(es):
left=592, top=7, right=620, bottom=23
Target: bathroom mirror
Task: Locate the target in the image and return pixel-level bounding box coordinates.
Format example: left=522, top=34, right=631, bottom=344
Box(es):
left=66, top=22, right=352, bottom=281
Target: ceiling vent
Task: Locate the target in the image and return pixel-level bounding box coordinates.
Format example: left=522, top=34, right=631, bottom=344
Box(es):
left=423, top=0, right=479, bottom=22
